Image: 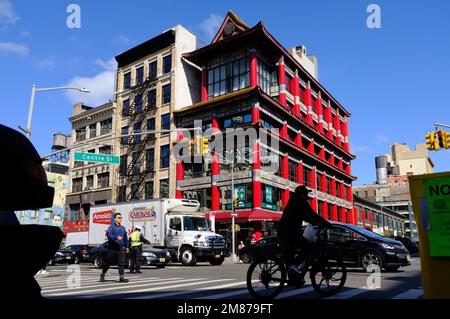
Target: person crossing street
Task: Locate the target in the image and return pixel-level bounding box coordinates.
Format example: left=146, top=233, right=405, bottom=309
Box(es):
left=129, top=225, right=150, bottom=274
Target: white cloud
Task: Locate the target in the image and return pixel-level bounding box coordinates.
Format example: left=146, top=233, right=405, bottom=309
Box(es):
left=33, top=56, right=55, bottom=70
left=0, top=0, right=18, bottom=30
left=0, top=41, right=28, bottom=55
left=20, top=30, right=31, bottom=37
left=115, top=34, right=133, bottom=46
left=200, top=14, right=223, bottom=40
left=65, top=58, right=117, bottom=106
left=375, top=135, right=390, bottom=143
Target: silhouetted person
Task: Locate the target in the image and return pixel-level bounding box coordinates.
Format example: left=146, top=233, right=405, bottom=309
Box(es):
left=0, top=124, right=62, bottom=300
left=277, top=185, right=332, bottom=275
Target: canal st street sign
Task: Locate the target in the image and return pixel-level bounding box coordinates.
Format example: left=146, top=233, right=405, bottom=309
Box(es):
left=74, top=152, right=120, bottom=165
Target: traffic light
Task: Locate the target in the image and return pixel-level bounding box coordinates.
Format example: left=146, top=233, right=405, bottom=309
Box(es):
left=445, top=132, right=450, bottom=149
left=201, top=138, right=209, bottom=155
left=438, top=130, right=446, bottom=149
left=426, top=131, right=438, bottom=151
left=233, top=197, right=238, bottom=208
left=189, top=138, right=195, bottom=156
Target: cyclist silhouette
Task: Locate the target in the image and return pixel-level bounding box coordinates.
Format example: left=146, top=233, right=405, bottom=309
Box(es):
left=277, top=185, right=333, bottom=276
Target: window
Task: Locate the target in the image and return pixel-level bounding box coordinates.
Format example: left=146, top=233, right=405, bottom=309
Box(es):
left=146, top=148, right=154, bottom=171
left=121, top=126, right=128, bottom=145
left=133, top=122, right=142, bottom=144
left=89, top=124, right=97, bottom=138
left=160, top=179, right=169, bottom=198
left=327, top=178, right=332, bottom=195
left=163, top=55, right=172, bottom=74
left=99, top=145, right=112, bottom=155
left=136, top=66, right=144, bottom=85
left=288, top=160, right=297, bottom=182
left=132, top=152, right=140, bottom=175
left=148, top=89, right=156, bottom=108
left=100, top=119, right=112, bottom=135
left=147, top=118, right=155, bottom=138
left=162, top=83, right=171, bottom=104
left=130, top=184, right=140, bottom=201
left=122, top=99, right=130, bottom=117
left=303, top=166, right=311, bottom=187
left=160, top=145, right=169, bottom=169
left=98, top=173, right=109, bottom=188
left=149, top=60, right=157, bottom=78
left=76, top=128, right=86, bottom=142
left=124, top=72, right=131, bottom=89
left=117, top=186, right=126, bottom=202
left=86, top=175, right=94, bottom=190
left=135, top=94, right=143, bottom=113
left=161, top=113, right=170, bottom=131
left=145, top=181, right=154, bottom=199
left=336, top=182, right=341, bottom=198
left=169, top=217, right=181, bottom=231
left=72, top=178, right=82, bottom=192
left=222, top=113, right=251, bottom=128
left=119, top=155, right=127, bottom=176
left=208, top=56, right=250, bottom=99
left=317, top=174, right=323, bottom=192
left=257, top=59, right=275, bottom=95
left=74, top=160, right=83, bottom=168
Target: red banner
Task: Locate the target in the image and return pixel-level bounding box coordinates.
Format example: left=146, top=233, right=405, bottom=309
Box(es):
left=93, top=210, right=113, bottom=225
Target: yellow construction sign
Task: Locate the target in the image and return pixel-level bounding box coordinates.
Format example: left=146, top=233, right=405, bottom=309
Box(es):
left=409, top=171, right=450, bottom=298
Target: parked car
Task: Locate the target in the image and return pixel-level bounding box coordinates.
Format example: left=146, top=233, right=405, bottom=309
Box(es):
left=48, top=244, right=77, bottom=266
left=239, top=237, right=280, bottom=263
left=66, top=244, right=97, bottom=264
left=320, top=224, right=411, bottom=272
left=88, top=242, right=171, bottom=269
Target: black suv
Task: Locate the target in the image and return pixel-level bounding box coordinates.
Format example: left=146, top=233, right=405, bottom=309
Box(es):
left=321, top=224, right=411, bottom=272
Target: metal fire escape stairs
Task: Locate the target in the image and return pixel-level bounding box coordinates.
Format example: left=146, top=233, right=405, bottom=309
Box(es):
left=120, top=74, right=157, bottom=201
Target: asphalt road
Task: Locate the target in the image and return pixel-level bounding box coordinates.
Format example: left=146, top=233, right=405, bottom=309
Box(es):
left=36, top=257, right=423, bottom=300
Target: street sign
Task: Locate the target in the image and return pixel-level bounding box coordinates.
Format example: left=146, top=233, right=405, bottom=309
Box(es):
left=231, top=212, right=238, bottom=217
left=74, top=152, right=120, bottom=165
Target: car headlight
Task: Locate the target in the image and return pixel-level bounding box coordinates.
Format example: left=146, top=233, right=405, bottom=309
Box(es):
left=380, top=243, right=395, bottom=250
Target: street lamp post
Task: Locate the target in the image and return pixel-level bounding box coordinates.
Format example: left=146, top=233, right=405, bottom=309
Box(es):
left=20, top=84, right=90, bottom=139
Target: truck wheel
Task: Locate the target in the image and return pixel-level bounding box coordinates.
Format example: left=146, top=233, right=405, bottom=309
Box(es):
left=209, top=256, right=225, bottom=266
left=180, top=247, right=197, bottom=266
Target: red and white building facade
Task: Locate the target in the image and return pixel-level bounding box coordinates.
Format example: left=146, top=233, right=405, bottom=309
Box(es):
left=174, top=12, right=357, bottom=242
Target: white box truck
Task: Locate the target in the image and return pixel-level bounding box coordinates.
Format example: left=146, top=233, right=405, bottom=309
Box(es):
left=88, top=198, right=227, bottom=266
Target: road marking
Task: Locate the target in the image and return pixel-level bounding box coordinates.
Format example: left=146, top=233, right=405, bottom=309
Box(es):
left=41, top=277, right=172, bottom=293
left=81, top=278, right=228, bottom=299
left=276, top=286, right=315, bottom=299
left=392, top=289, right=423, bottom=299
left=323, top=287, right=370, bottom=299
left=130, top=279, right=237, bottom=299
left=44, top=277, right=201, bottom=296
left=198, top=282, right=261, bottom=300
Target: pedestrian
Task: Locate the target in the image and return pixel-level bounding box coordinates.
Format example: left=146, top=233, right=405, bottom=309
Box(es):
left=238, top=241, right=245, bottom=252
left=129, top=225, right=150, bottom=274
left=100, top=212, right=129, bottom=283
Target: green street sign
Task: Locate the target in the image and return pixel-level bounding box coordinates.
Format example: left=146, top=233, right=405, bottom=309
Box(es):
left=74, top=152, right=120, bottom=165
left=423, top=176, right=450, bottom=257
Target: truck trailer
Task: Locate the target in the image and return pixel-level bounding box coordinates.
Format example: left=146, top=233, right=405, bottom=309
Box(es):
left=88, top=198, right=226, bottom=266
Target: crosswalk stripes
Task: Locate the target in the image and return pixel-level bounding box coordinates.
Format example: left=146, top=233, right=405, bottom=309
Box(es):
left=44, top=277, right=201, bottom=297
left=276, top=286, right=315, bottom=299
left=89, top=278, right=233, bottom=299
left=392, top=289, right=423, bottom=299
left=41, top=277, right=175, bottom=294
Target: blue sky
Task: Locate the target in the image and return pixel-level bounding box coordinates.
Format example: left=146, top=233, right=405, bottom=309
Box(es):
left=1, top=0, right=449, bottom=185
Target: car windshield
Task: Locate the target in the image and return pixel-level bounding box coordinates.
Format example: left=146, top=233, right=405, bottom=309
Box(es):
left=344, top=224, right=384, bottom=239
left=183, top=216, right=210, bottom=231
left=60, top=243, right=67, bottom=250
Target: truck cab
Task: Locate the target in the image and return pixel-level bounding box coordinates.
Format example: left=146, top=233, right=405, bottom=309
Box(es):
left=164, top=200, right=226, bottom=266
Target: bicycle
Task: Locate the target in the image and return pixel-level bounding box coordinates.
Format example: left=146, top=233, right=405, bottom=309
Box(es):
left=246, top=227, right=347, bottom=299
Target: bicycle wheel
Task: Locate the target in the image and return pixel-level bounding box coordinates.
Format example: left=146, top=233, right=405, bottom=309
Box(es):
left=310, top=257, right=347, bottom=297
left=246, top=257, right=287, bottom=299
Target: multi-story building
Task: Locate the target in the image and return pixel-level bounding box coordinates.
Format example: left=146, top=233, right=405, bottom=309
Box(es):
left=353, top=142, right=432, bottom=240
left=174, top=12, right=356, bottom=243
left=65, top=101, right=116, bottom=226
left=113, top=25, right=200, bottom=202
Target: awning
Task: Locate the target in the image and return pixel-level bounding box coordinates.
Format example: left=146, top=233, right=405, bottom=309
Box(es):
left=206, top=209, right=282, bottom=222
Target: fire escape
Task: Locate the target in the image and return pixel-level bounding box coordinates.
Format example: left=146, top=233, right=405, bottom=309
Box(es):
left=119, top=73, right=158, bottom=202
